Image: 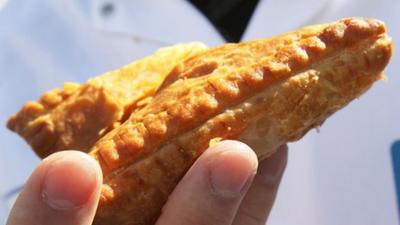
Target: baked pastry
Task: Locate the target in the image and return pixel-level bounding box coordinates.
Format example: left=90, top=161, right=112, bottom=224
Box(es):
left=90, top=18, right=392, bottom=225
left=7, top=18, right=393, bottom=225
left=7, top=43, right=207, bottom=158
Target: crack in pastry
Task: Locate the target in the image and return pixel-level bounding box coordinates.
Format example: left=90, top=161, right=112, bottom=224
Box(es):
left=89, top=18, right=392, bottom=225
left=7, top=42, right=207, bottom=158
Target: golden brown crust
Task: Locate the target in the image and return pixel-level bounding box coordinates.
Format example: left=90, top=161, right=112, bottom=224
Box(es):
left=90, top=18, right=392, bottom=225
left=91, top=17, right=389, bottom=176
left=7, top=43, right=207, bottom=157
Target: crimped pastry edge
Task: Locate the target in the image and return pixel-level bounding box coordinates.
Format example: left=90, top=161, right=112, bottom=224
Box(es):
left=93, top=19, right=393, bottom=225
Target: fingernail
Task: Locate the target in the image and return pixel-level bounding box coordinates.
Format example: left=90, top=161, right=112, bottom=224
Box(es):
left=258, top=145, right=288, bottom=185
left=210, top=142, right=257, bottom=198
left=42, top=153, right=99, bottom=210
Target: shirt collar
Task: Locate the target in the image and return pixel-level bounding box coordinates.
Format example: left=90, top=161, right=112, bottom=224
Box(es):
left=91, top=0, right=225, bottom=46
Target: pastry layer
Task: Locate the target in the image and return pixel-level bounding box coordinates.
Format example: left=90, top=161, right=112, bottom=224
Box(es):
left=7, top=43, right=207, bottom=157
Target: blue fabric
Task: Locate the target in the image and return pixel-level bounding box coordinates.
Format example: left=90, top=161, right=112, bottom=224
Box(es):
left=391, top=140, right=400, bottom=218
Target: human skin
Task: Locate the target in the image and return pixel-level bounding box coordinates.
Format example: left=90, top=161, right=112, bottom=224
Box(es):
left=6, top=140, right=287, bottom=225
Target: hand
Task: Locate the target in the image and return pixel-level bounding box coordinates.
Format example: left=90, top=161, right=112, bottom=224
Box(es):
left=6, top=141, right=287, bottom=225
left=6, top=151, right=103, bottom=225
left=156, top=140, right=288, bottom=225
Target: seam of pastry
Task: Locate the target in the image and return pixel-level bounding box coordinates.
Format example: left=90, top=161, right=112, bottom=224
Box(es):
left=93, top=18, right=387, bottom=180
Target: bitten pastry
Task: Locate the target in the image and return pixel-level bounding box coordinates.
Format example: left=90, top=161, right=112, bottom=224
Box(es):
left=7, top=43, right=207, bottom=158
left=7, top=18, right=393, bottom=225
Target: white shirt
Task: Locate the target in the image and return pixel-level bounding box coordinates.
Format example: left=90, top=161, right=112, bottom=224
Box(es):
left=0, top=0, right=399, bottom=224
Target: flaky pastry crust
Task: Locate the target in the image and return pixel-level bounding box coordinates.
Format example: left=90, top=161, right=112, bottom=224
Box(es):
left=90, top=18, right=392, bottom=225
left=7, top=43, right=207, bottom=157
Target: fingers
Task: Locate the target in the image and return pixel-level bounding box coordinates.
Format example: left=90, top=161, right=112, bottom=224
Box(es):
left=156, top=140, right=258, bottom=225
left=7, top=151, right=103, bottom=225
left=233, top=145, right=288, bottom=225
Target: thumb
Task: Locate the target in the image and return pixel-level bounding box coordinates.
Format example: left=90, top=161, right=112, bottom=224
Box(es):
left=6, top=151, right=102, bottom=225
